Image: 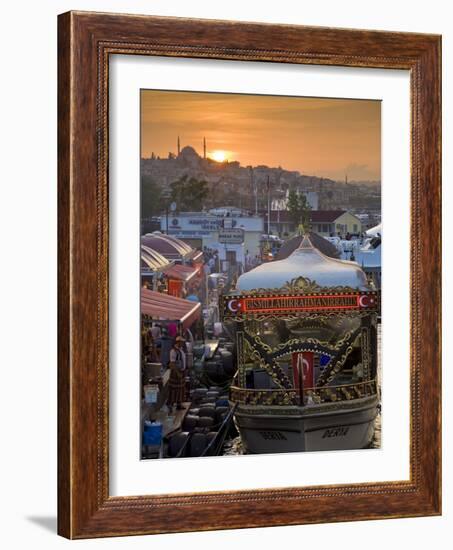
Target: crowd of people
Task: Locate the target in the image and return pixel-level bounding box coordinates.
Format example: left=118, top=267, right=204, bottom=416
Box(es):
left=244, top=250, right=262, bottom=272
left=202, top=246, right=220, bottom=275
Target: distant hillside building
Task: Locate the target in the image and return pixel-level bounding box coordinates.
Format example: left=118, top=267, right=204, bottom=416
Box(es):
left=268, top=210, right=362, bottom=237
left=272, top=190, right=319, bottom=211
left=310, top=210, right=362, bottom=236
left=142, top=142, right=379, bottom=214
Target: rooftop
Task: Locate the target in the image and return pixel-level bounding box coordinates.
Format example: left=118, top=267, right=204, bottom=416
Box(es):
left=268, top=210, right=347, bottom=223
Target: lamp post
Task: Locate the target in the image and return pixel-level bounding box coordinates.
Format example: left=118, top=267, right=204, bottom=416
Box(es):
left=161, top=190, right=170, bottom=234
left=267, top=175, right=271, bottom=236
left=161, top=190, right=175, bottom=234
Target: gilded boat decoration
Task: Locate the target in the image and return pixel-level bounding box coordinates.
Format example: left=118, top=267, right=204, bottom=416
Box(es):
left=226, top=234, right=380, bottom=453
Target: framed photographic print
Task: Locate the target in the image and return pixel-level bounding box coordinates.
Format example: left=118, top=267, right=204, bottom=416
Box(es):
left=58, top=11, right=441, bottom=538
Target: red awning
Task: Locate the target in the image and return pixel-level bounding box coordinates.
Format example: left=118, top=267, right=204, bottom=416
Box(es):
left=141, top=289, right=201, bottom=330
left=164, top=264, right=198, bottom=283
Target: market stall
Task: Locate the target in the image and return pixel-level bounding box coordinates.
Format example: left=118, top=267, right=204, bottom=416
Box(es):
left=141, top=288, right=201, bottom=331
left=164, top=264, right=199, bottom=298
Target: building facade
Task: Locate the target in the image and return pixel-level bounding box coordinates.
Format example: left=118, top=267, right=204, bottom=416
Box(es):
left=160, top=209, right=264, bottom=267
left=268, top=210, right=362, bottom=238
left=310, top=211, right=362, bottom=237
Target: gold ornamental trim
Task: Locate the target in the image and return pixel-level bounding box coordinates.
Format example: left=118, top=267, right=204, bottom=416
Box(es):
left=230, top=379, right=378, bottom=407
left=246, top=276, right=358, bottom=296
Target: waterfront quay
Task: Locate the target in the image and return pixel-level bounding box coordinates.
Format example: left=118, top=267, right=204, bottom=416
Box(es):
left=140, top=216, right=382, bottom=459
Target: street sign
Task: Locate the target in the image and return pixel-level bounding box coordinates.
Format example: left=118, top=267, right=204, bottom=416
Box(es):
left=218, top=228, right=244, bottom=244
left=170, top=202, right=177, bottom=212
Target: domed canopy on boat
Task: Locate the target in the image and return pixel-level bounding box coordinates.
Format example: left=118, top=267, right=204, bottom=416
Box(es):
left=237, top=234, right=370, bottom=292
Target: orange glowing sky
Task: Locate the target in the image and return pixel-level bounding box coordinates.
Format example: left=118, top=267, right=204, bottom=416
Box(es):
left=141, top=90, right=381, bottom=181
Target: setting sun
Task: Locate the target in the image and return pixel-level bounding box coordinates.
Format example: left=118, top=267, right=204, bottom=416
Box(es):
left=211, top=150, right=228, bottom=163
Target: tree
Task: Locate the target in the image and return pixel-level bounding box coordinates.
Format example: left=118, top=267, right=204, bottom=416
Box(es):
left=141, top=174, right=163, bottom=219
left=170, top=175, right=209, bottom=211
left=287, top=190, right=311, bottom=233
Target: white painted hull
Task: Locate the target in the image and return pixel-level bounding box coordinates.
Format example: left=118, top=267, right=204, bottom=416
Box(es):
left=233, top=395, right=379, bottom=453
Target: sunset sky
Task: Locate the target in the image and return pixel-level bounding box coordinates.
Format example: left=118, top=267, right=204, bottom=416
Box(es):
left=141, top=90, right=381, bottom=181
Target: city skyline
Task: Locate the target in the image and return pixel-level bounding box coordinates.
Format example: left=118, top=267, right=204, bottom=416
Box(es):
left=141, top=89, right=381, bottom=182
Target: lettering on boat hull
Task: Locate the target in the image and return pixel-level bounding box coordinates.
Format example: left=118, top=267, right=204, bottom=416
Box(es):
left=322, top=426, right=350, bottom=439
left=234, top=398, right=378, bottom=453
left=258, top=430, right=288, bottom=441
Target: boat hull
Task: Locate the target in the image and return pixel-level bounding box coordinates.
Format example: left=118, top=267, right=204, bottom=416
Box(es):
left=232, top=395, right=379, bottom=453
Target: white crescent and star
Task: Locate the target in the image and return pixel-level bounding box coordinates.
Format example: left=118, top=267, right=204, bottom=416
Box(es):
left=227, top=299, right=242, bottom=312
left=359, top=295, right=371, bottom=307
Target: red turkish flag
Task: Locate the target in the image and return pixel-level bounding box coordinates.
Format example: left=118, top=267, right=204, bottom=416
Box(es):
left=292, top=352, right=314, bottom=389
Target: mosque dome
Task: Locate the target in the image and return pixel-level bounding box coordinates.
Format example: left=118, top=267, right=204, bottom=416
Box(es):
left=178, top=145, right=201, bottom=166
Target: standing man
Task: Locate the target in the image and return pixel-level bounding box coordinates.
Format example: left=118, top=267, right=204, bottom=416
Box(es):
left=245, top=249, right=251, bottom=271
left=214, top=250, right=220, bottom=272
left=208, top=255, right=215, bottom=273
left=150, top=323, right=161, bottom=340
left=167, top=336, right=187, bottom=412
left=156, top=327, right=172, bottom=370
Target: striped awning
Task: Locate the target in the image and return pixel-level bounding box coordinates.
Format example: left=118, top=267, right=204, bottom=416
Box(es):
left=141, top=245, right=171, bottom=271
left=141, top=289, right=201, bottom=330
left=142, top=233, right=194, bottom=261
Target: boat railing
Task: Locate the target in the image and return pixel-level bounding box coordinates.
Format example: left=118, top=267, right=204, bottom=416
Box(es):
left=230, top=379, right=378, bottom=406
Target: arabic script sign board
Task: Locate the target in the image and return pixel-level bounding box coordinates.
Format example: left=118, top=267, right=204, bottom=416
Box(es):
left=221, top=291, right=380, bottom=320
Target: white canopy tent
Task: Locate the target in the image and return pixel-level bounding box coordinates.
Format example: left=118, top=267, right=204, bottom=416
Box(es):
left=365, top=223, right=382, bottom=238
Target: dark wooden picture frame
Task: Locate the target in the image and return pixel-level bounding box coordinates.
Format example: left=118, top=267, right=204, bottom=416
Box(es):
left=58, top=11, right=441, bottom=539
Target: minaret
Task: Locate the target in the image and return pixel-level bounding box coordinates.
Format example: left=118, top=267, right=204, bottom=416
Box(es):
left=177, top=136, right=181, bottom=156
left=203, top=136, right=206, bottom=159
